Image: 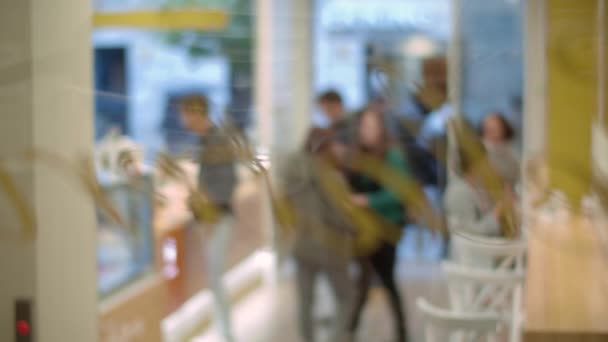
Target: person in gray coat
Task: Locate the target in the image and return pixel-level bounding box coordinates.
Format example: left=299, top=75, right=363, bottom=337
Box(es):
left=443, top=148, right=507, bottom=238
left=179, top=93, right=238, bottom=342
left=481, top=112, right=520, bottom=187
left=277, top=128, right=356, bottom=342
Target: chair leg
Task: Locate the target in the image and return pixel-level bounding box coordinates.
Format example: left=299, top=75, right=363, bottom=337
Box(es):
left=509, top=286, right=523, bottom=342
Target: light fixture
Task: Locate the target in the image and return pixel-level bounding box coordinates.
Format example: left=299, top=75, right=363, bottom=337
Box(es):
left=404, top=35, right=438, bottom=58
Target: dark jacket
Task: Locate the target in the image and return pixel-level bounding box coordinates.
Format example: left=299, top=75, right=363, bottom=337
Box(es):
left=197, top=126, right=238, bottom=207
left=331, top=114, right=358, bottom=146
left=349, top=147, right=410, bottom=227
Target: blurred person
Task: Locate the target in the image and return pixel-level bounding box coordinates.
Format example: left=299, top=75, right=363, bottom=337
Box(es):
left=372, top=96, right=447, bottom=258
left=366, top=95, right=440, bottom=186
left=369, top=96, right=408, bottom=148
left=317, top=90, right=355, bottom=145
left=347, top=110, right=410, bottom=342
left=481, top=112, right=520, bottom=187
left=278, top=128, right=356, bottom=342
left=417, top=102, right=452, bottom=151
left=179, top=94, right=238, bottom=342
left=443, top=143, right=513, bottom=237
left=368, top=96, right=390, bottom=116
left=318, top=90, right=346, bottom=124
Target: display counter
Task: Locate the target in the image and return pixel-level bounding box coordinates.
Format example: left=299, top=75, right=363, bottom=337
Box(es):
left=524, top=215, right=608, bottom=341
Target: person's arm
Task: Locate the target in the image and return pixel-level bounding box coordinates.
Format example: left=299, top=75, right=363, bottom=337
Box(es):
left=443, top=182, right=501, bottom=236
left=367, top=148, right=410, bottom=211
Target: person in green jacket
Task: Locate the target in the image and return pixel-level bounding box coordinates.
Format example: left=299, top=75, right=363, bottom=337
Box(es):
left=347, top=109, right=410, bottom=342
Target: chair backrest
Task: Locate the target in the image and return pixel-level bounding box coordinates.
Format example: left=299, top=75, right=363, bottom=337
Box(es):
left=417, top=297, right=507, bottom=342
left=451, top=233, right=527, bottom=271
left=442, top=261, right=524, bottom=312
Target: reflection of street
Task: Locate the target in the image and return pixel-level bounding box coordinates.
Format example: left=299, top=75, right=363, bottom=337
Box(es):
left=97, top=174, right=155, bottom=298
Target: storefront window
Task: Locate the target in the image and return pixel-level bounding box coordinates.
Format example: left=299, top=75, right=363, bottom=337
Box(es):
left=92, top=0, right=262, bottom=313
left=98, top=174, right=154, bottom=297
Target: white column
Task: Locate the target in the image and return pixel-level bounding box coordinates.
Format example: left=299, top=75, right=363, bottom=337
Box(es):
left=446, top=0, right=464, bottom=184
left=255, top=0, right=313, bottom=282
left=255, top=0, right=276, bottom=152
left=256, top=0, right=313, bottom=155
left=290, top=0, right=313, bottom=149
left=0, top=1, right=97, bottom=341
left=523, top=0, right=547, bottom=158
left=448, top=0, right=463, bottom=117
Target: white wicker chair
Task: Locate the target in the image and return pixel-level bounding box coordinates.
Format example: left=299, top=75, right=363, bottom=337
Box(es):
left=417, top=297, right=508, bottom=342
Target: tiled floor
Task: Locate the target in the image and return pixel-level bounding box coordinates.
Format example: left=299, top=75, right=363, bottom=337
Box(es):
left=194, top=228, right=448, bottom=342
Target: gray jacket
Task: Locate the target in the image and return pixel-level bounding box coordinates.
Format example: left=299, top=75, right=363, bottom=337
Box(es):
left=485, top=142, right=520, bottom=187
left=278, top=152, right=355, bottom=266
left=443, top=176, right=501, bottom=237
left=197, top=126, right=238, bottom=207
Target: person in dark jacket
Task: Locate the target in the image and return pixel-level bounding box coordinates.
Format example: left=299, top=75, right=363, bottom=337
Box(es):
left=347, top=109, right=410, bottom=342
left=317, top=90, right=356, bottom=145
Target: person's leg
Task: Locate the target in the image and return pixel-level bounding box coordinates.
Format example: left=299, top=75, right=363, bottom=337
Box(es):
left=349, top=258, right=372, bottom=334
left=296, top=258, right=318, bottom=342
left=325, top=263, right=354, bottom=342
left=371, top=244, right=408, bottom=342
left=206, top=214, right=235, bottom=342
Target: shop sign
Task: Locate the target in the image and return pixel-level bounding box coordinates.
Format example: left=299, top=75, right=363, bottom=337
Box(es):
left=321, top=0, right=449, bottom=36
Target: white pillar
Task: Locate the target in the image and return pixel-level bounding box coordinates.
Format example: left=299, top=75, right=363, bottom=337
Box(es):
left=255, top=0, right=276, bottom=152
left=0, top=1, right=97, bottom=341
left=448, top=0, right=463, bottom=117
left=255, top=0, right=313, bottom=155
left=255, top=0, right=277, bottom=285
left=255, top=0, right=313, bottom=282
left=290, top=0, right=313, bottom=149
left=446, top=0, right=464, bottom=184
left=523, top=0, right=547, bottom=158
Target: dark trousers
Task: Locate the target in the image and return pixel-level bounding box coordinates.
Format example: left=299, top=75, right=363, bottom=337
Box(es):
left=350, top=243, right=408, bottom=342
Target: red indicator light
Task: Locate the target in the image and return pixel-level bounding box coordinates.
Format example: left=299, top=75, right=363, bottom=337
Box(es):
left=16, top=320, right=30, bottom=336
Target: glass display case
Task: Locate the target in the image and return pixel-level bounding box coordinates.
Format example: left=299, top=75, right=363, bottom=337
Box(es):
left=97, top=173, right=155, bottom=297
